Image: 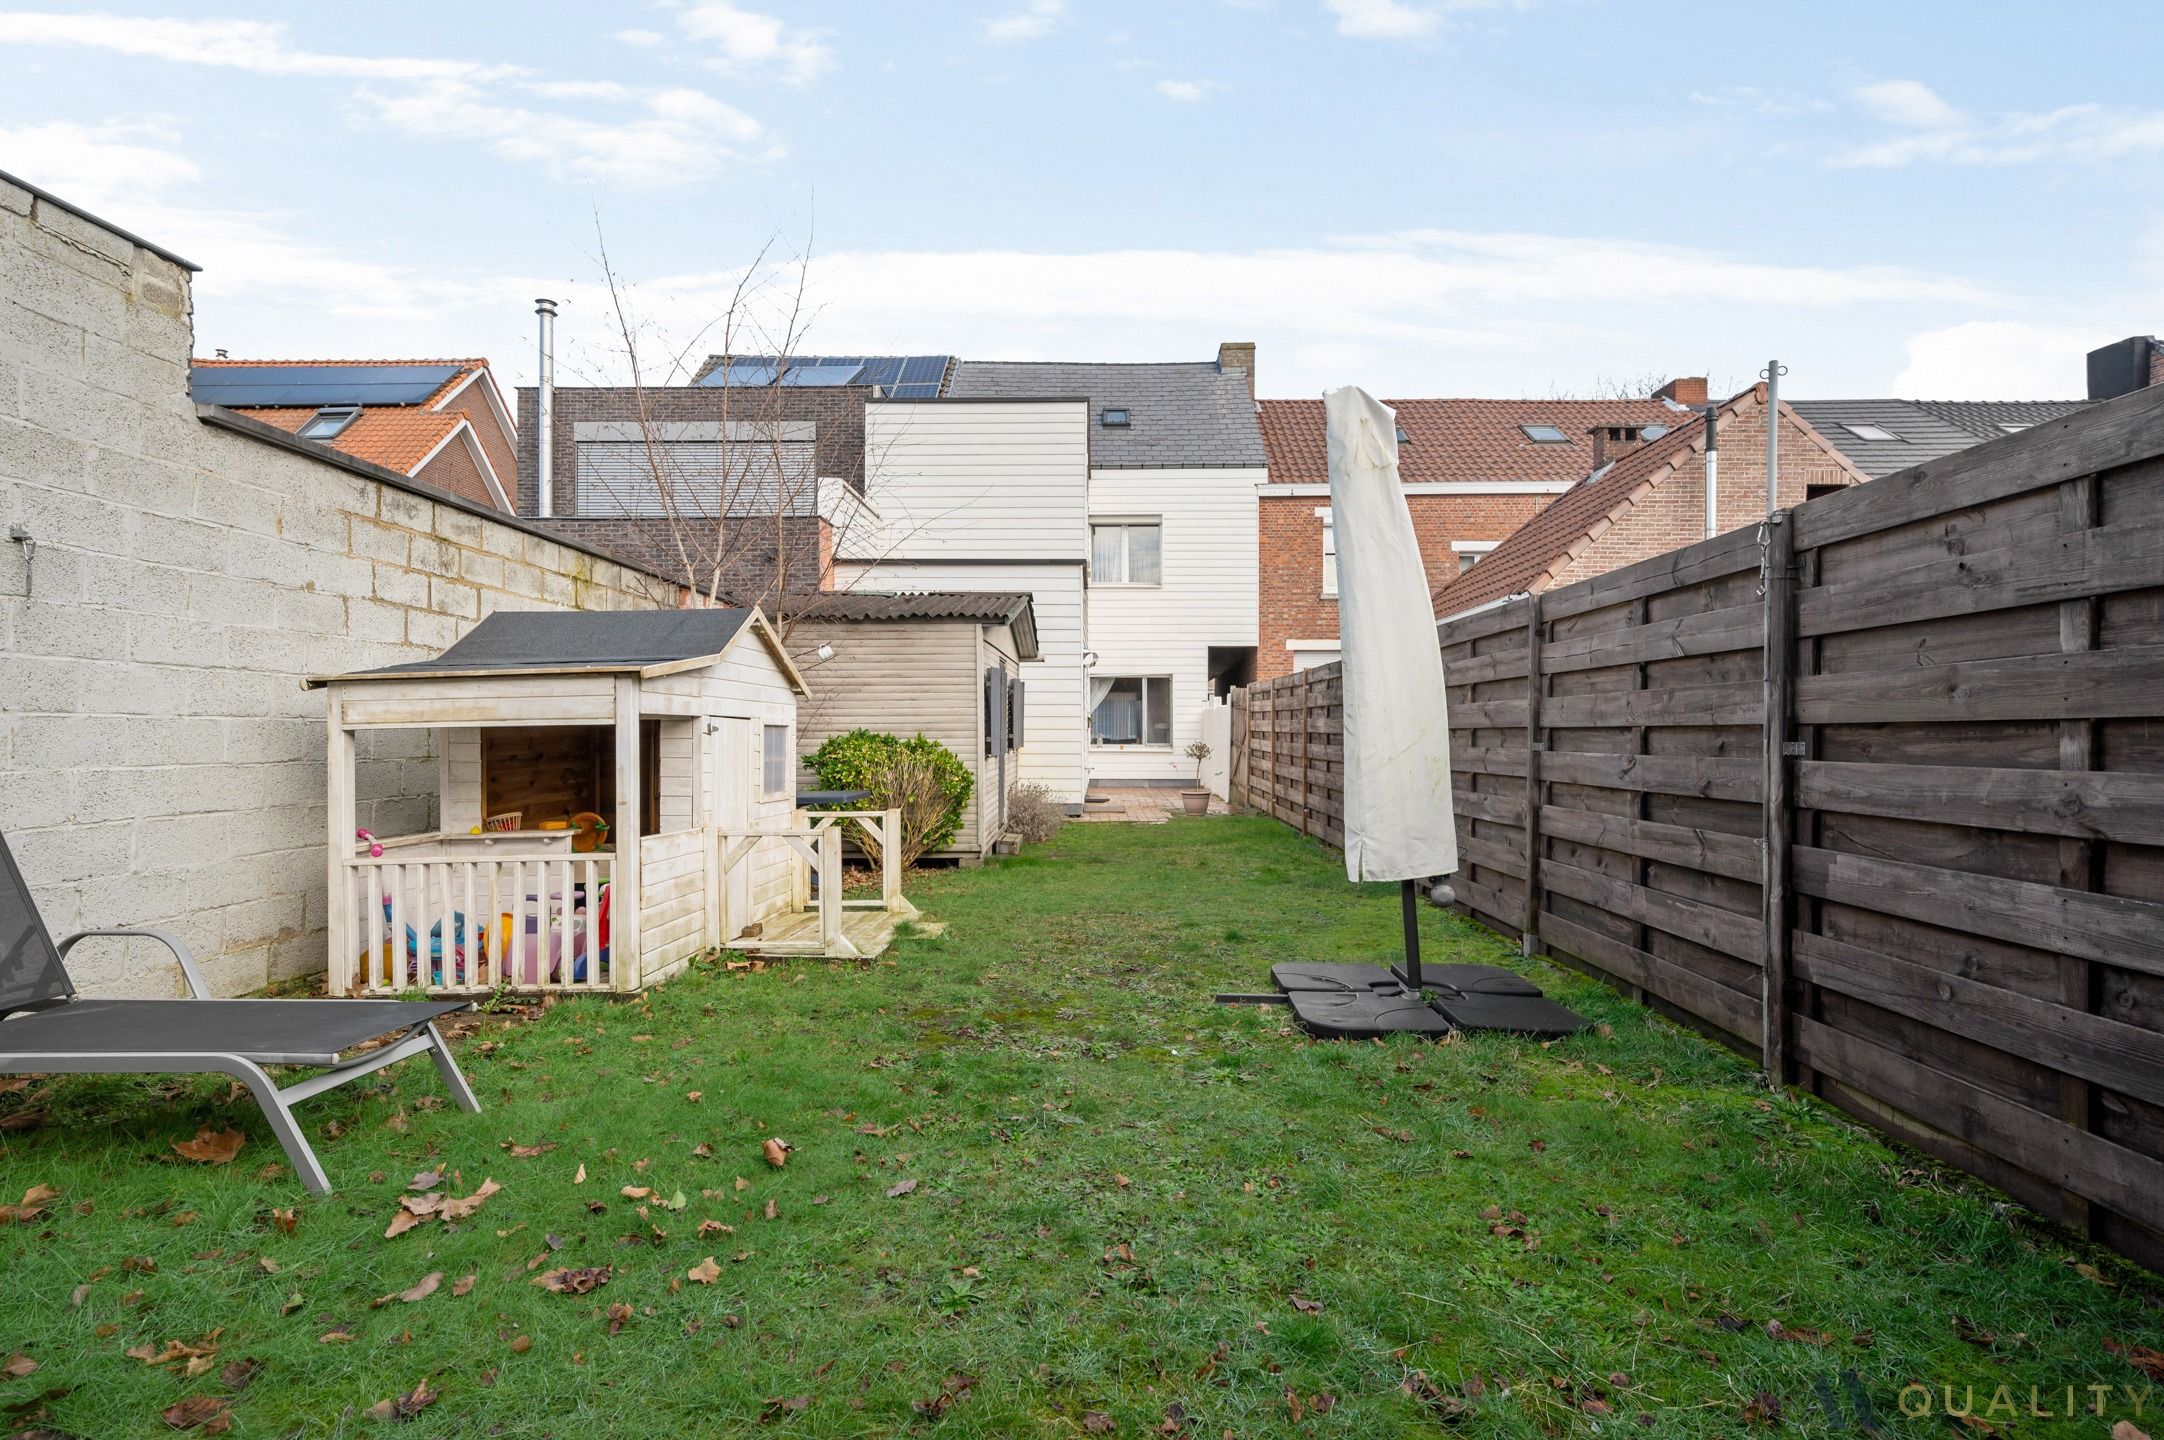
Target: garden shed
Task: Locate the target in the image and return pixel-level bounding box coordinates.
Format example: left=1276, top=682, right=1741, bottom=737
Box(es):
left=308, top=607, right=877, bottom=996
left=790, top=592, right=1037, bottom=861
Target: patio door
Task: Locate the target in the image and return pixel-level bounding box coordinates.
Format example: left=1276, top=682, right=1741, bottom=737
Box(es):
left=715, top=717, right=754, bottom=939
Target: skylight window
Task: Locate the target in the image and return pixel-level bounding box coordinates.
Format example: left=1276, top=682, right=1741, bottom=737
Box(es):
left=1101, top=408, right=1131, bottom=428
left=1642, top=424, right=1670, bottom=440
left=1395, top=425, right=1410, bottom=444
left=1520, top=424, right=1570, bottom=443
left=298, top=405, right=360, bottom=440
left=1843, top=423, right=1902, bottom=442
left=1998, top=422, right=2031, bottom=433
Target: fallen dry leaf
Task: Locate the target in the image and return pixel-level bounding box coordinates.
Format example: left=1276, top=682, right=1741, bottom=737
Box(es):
left=372, top=1272, right=442, bottom=1308
left=2107, top=1339, right=2164, bottom=1382
left=364, top=1380, right=440, bottom=1422
left=911, top=1372, right=978, bottom=1420
left=3, top=1352, right=38, bottom=1378
left=688, top=1257, right=722, bottom=1285
left=501, top=1141, right=556, bottom=1158
left=509, top=1335, right=533, bottom=1354
left=171, top=1127, right=245, bottom=1166
left=759, top=1395, right=810, bottom=1423
left=451, top=1273, right=476, bottom=1298
left=1083, top=1412, right=1115, bottom=1434
left=605, top=1302, right=633, bottom=1335
left=762, top=1137, right=791, bottom=1168
left=1289, top=1295, right=1324, bottom=1314
left=2111, top=1423, right=2151, bottom=1440
left=531, top=1266, right=611, bottom=1295
left=317, top=1326, right=355, bottom=1345
left=886, top=1178, right=918, bottom=1199
left=573, top=1164, right=587, bottom=1185
left=160, top=1394, right=231, bottom=1431
left=218, top=1359, right=262, bottom=1393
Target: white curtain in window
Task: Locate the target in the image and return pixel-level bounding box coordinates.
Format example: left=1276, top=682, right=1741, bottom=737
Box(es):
left=1091, top=526, right=1124, bottom=582
left=1091, top=678, right=1142, bottom=743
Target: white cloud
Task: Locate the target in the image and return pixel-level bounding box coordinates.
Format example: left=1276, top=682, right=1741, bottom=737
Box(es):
left=1838, top=79, right=2164, bottom=168
left=1325, top=0, right=1440, bottom=37
left=0, top=11, right=515, bottom=81
left=984, top=0, right=1064, bottom=44
left=1155, top=79, right=1213, bottom=103
left=1852, top=78, right=1960, bottom=130
left=1890, top=321, right=2101, bottom=399
left=675, top=4, right=830, bottom=84
left=614, top=28, right=664, bottom=46
left=0, top=118, right=199, bottom=210
left=358, top=80, right=765, bottom=189
left=0, top=9, right=775, bottom=190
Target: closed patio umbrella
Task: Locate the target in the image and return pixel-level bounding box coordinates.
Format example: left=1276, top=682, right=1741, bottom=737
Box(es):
left=1232, top=387, right=1586, bottom=1039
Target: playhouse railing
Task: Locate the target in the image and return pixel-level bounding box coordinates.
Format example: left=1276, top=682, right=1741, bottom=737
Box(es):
left=336, top=850, right=618, bottom=996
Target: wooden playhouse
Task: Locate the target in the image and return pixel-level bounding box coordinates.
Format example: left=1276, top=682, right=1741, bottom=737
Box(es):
left=310, top=608, right=913, bottom=997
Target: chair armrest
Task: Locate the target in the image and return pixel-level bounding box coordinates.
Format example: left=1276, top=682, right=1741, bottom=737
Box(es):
left=54, top=928, right=210, bottom=999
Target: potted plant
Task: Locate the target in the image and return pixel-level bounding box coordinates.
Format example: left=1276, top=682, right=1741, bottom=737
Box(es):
left=1180, top=741, right=1214, bottom=816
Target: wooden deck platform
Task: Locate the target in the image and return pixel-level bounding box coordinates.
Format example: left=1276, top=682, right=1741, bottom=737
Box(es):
left=724, top=906, right=902, bottom=960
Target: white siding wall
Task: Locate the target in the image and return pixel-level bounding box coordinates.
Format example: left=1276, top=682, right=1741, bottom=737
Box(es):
left=1085, top=466, right=1262, bottom=784
left=837, top=561, right=1087, bottom=802
left=847, top=399, right=1092, bottom=803
left=860, top=399, right=1090, bottom=561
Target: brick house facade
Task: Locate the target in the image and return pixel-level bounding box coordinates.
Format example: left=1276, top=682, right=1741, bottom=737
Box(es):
left=1431, top=384, right=1866, bottom=617
left=1254, top=388, right=1699, bottom=679
left=514, top=383, right=865, bottom=609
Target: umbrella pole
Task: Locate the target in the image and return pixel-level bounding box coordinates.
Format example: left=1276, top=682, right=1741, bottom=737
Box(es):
left=1399, top=878, right=1422, bottom=991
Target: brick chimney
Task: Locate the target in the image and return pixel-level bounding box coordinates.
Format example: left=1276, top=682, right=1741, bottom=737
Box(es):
left=1218, top=341, right=1256, bottom=398
left=1588, top=423, right=1655, bottom=470
left=1653, top=375, right=1708, bottom=407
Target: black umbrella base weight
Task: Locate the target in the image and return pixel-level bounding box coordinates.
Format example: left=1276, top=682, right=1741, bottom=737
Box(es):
left=1260, top=961, right=1590, bottom=1040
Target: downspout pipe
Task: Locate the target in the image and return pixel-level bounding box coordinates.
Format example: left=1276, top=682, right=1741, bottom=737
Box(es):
left=1701, top=401, right=1720, bottom=540
left=535, top=298, right=558, bottom=518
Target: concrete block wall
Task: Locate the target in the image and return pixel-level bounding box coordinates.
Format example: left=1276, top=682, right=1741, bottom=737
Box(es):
left=0, top=174, right=678, bottom=999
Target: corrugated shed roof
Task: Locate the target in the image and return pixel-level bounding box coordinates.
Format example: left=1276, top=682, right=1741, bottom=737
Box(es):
left=948, top=360, right=1266, bottom=468
left=792, top=591, right=1038, bottom=658
left=1789, top=397, right=2091, bottom=479
left=1259, top=397, right=1685, bottom=486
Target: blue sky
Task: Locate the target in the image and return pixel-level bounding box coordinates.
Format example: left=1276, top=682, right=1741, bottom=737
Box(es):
left=4, top=1, right=2160, bottom=399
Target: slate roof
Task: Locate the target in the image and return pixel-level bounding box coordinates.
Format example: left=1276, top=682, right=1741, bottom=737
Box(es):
left=948, top=360, right=1267, bottom=468
left=1789, top=398, right=2091, bottom=479
left=1259, top=397, right=1684, bottom=486
left=329, top=609, right=753, bottom=680
left=793, top=591, right=1039, bottom=659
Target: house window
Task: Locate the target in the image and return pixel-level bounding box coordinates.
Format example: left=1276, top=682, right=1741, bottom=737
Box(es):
left=1091, top=521, right=1161, bottom=585
left=1452, top=539, right=1498, bottom=575
left=1100, top=408, right=1131, bottom=427
left=762, top=724, right=789, bottom=798
left=298, top=405, right=360, bottom=440
left=1090, top=677, right=1172, bottom=746
left=1520, top=424, right=1570, bottom=443
left=1842, top=423, right=1901, bottom=442
left=1318, top=508, right=1338, bottom=597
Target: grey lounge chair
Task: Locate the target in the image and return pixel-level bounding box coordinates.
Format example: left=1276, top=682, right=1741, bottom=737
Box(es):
left=0, top=831, right=479, bottom=1194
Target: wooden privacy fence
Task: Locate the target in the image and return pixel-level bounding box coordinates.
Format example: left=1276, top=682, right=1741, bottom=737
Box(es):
left=1228, top=380, right=2164, bottom=1273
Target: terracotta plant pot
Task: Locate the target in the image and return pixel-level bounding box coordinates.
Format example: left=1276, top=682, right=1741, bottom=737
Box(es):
left=1179, top=789, right=1211, bottom=816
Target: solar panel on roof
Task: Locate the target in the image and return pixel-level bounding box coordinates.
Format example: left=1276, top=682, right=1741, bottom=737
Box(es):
left=777, top=363, right=865, bottom=387
left=191, top=363, right=461, bottom=408
left=696, top=354, right=950, bottom=395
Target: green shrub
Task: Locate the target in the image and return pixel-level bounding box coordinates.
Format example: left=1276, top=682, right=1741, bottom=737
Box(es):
left=802, top=730, right=973, bottom=865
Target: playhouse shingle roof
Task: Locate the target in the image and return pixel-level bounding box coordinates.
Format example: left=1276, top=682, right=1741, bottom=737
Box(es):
left=795, top=591, right=1039, bottom=659
left=947, top=360, right=1266, bottom=468
left=328, top=609, right=755, bottom=680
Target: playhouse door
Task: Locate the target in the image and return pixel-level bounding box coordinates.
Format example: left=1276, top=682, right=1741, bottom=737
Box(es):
left=716, top=717, right=754, bottom=939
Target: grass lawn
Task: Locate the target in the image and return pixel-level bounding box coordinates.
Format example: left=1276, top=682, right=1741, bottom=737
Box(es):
left=2, top=816, right=2159, bottom=1438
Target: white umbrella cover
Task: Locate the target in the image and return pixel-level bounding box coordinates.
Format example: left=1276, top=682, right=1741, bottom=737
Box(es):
left=1325, top=385, right=1458, bottom=884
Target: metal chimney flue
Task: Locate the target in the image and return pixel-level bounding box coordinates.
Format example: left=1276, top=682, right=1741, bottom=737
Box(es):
left=535, top=298, right=558, bottom=518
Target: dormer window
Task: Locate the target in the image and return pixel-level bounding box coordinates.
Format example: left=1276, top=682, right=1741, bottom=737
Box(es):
left=298, top=405, right=360, bottom=440
left=1100, top=408, right=1131, bottom=428
left=1520, top=424, right=1569, bottom=443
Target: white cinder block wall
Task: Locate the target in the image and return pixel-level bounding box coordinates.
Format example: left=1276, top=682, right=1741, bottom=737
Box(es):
left=0, top=175, right=676, bottom=998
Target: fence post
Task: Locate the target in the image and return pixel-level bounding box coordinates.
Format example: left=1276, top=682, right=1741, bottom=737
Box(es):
left=1519, top=594, right=1544, bottom=955
left=1297, top=670, right=1313, bottom=840
left=1760, top=512, right=1797, bottom=1085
